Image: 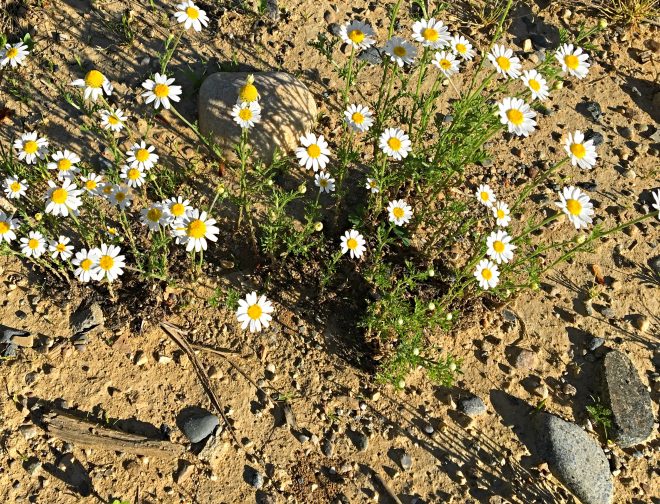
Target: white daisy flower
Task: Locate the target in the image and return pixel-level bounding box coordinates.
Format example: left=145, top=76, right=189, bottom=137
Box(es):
left=47, top=149, right=81, bottom=180
left=497, top=97, right=537, bottom=137
left=4, top=177, right=28, bottom=199
left=474, top=259, right=500, bottom=290
left=126, top=141, right=158, bottom=171
left=71, top=69, right=113, bottom=102
left=80, top=173, right=104, bottom=195
left=140, top=203, right=169, bottom=231
left=379, top=127, right=411, bottom=160
left=384, top=37, right=417, bottom=67
left=91, top=243, right=125, bottom=282
left=100, top=183, right=116, bottom=199
left=237, top=74, right=259, bottom=104
left=492, top=201, right=511, bottom=227
left=20, top=231, right=46, bottom=258
left=174, top=1, right=209, bottom=32
left=486, top=230, right=516, bottom=264
left=0, top=42, right=29, bottom=68
left=236, top=291, right=274, bottom=333
left=652, top=189, right=660, bottom=218
left=232, top=101, right=262, bottom=129
left=411, top=18, right=451, bottom=49
left=173, top=209, right=219, bottom=252
left=13, top=132, right=48, bottom=164
left=488, top=44, right=522, bottom=79
left=564, top=130, right=597, bottom=170
left=339, top=21, right=375, bottom=50
left=555, top=186, right=594, bottom=230
left=340, top=229, right=366, bottom=259
left=44, top=179, right=83, bottom=217
left=72, top=248, right=98, bottom=283
left=142, top=73, right=182, bottom=110
left=521, top=69, right=549, bottom=101
left=109, top=184, right=133, bottom=209
left=432, top=50, right=460, bottom=77
left=450, top=34, right=475, bottom=60
left=100, top=108, right=127, bottom=132
left=365, top=177, right=379, bottom=194
left=315, top=172, right=335, bottom=193
left=295, top=133, right=331, bottom=172
left=120, top=165, right=147, bottom=188
left=555, top=44, right=590, bottom=79
left=387, top=199, right=413, bottom=226
left=0, top=211, right=19, bottom=244
left=48, top=235, right=74, bottom=261
left=163, top=196, right=192, bottom=221
left=476, top=184, right=496, bottom=208
left=344, top=104, right=374, bottom=133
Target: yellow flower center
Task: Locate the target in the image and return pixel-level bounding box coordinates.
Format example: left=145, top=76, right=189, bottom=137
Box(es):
left=51, top=188, right=68, bottom=204
left=0, top=222, right=9, bottom=234
left=10, top=182, right=21, bottom=192
left=480, top=191, right=490, bottom=202
left=422, top=28, right=438, bottom=42
left=154, top=83, right=169, bottom=98
left=56, top=243, right=67, bottom=252
left=570, top=143, right=586, bottom=159
left=147, top=208, right=162, bottom=221
left=247, top=304, right=262, bottom=320
left=115, top=192, right=126, bottom=202
left=103, top=185, right=113, bottom=195
left=506, top=109, right=524, bottom=125
left=171, top=202, right=185, bottom=217
left=99, top=255, right=114, bottom=271
left=108, top=115, right=120, bottom=125
left=85, top=180, right=97, bottom=190
left=128, top=168, right=141, bottom=180
left=6, top=47, right=19, bottom=59
left=80, top=258, right=93, bottom=271
left=135, top=149, right=150, bottom=162
left=348, top=29, right=365, bottom=44
left=529, top=79, right=541, bottom=92
left=387, top=137, right=402, bottom=151
left=23, top=140, right=39, bottom=154
left=319, top=178, right=328, bottom=187
left=393, top=46, right=407, bottom=57
left=239, top=84, right=258, bottom=103
left=493, top=241, right=505, bottom=253
left=346, top=238, right=358, bottom=250
left=28, top=238, right=39, bottom=249
left=187, top=219, right=206, bottom=239
left=482, top=268, right=493, bottom=280
left=456, top=43, right=467, bottom=54
left=564, top=54, right=579, bottom=70
left=566, top=199, right=582, bottom=216
left=351, top=112, right=364, bottom=124
left=307, top=144, right=321, bottom=158
left=239, top=108, right=253, bottom=121
left=58, top=158, right=72, bottom=171
left=186, top=6, right=199, bottom=19
left=85, top=70, right=105, bottom=88
left=393, top=207, right=405, bottom=219
left=496, top=56, right=511, bottom=71
left=440, top=59, right=451, bottom=70
left=497, top=209, right=505, bottom=219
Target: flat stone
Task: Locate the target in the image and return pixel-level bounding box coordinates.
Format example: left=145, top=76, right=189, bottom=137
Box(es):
left=534, top=412, right=613, bottom=504
left=70, top=302, right=104, bottom=336
left=513, top=348, right=537, bottom=370
left=458, top=396, right=486, bottom=417
left=399, top=452, right=413, bottom=471
left=601, top=350, right=654, bottom=447
left=198, top=72, right=317, bottom=163
left=179, top=409, right=219, bottom=443
left=173, top=460, right=193, bottom=484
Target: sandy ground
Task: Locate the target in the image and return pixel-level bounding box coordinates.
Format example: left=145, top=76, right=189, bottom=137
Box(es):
left=0, top=0, right=658, bottom=503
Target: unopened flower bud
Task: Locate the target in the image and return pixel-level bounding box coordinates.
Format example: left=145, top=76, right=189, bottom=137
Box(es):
left=216, top=184, right=225, bottom=195
left=397, top=379, right=405, bottom=389
left=598, top=18, right=608, bottom=29
left=298, top=183, right=307, bottom=194
left=397, top=318, right=404, bottom=326
left=428, top=268, right=435, bottom=277
left=34, top=213, right=43, bottom=222
left=449, top=362, right=457, bottom=372
left=576, top=234, right=587, bottom=244
left=446, top=313, right=453, bottom=321
left=428, top=302, right=436, bottom=311
left=267, top=179, right=274, bottom=186
left=531, top=282, right=540, bottom=291
left=314, top=222, right=323, bottom=232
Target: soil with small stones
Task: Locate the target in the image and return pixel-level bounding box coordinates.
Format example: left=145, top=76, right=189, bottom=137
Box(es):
left=1, top=1, right=659, bottom=503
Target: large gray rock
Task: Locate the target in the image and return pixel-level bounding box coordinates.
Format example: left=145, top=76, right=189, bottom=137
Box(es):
left=534, top=412, right=613, bottom=504
left=198, top=72, right=317, bottom=163
left=601, top=350, right=654, bottom=447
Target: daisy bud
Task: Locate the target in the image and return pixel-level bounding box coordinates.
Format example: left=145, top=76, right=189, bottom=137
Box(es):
left=428, top=268, right=435, bottom=277
left=267, top=179, right=274, bottom=186
left=576, top=234, right=587, bottom=244
left=449, top=362, right=457, bottom=372
left=553, top=80, right=564, bottom=91
left=598, top=18, right=608, bottom=29
left=397, top=379, right=406, bottom=389
left=216, top=184, right=225, bottom=195
left=428, top=302, right=436, bottom=311
left=35, top=213, right=43, bottom=222
left=397, top=318, right=404, bottom=326
left=446, top=313, right=453, bottom=321
left=314, top=222, right=323, bottom=232
left=531, top=282, right=540, bottom=291
left=413, top=347, right=420, bottom=356
left=298, top=183, right=307, bottom=194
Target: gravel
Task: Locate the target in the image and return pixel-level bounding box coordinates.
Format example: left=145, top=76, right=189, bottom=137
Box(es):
left=458, top=396, right=487, bottom=417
